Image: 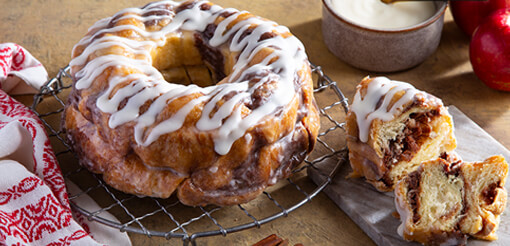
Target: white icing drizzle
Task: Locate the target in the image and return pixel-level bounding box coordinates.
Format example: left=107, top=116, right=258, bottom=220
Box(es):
left=395, top=185, right=410, bottom=238
left=70, top=1, right=308, bottom=155
left=350, top=77, right=418, bottom=143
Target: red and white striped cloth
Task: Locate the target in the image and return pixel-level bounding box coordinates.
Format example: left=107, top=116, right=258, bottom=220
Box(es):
left=0, top=43, right=131, bottom=245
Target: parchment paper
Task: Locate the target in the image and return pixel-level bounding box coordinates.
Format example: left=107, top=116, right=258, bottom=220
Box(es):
left=308, top=106, right=510, bottom=246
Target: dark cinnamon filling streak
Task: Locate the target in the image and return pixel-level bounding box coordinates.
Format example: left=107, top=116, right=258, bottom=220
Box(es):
left=406, top=170, right=422, bottom=223
left=383, top=110, right=440, bottom=167
left=482, top=182, right=500, bottom=205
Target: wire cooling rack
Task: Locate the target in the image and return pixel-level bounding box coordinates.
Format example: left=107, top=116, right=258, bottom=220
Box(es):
left=30, top=63, right=349, bottom=245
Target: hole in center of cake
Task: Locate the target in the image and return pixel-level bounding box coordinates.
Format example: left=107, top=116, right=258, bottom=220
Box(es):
left=158, top=64, right=216, bottom=87
left=152, top=32, right=227, bottom=87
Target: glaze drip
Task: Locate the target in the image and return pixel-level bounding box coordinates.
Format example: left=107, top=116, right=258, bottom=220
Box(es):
left=70, top=1, right=308, bottom=155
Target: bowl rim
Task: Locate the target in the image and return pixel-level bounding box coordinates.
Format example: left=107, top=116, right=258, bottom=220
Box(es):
left=321, top=0, right=448, bottom=33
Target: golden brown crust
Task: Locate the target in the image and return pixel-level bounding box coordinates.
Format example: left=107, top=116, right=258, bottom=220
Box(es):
left=64, top=1, right=319, bottom=206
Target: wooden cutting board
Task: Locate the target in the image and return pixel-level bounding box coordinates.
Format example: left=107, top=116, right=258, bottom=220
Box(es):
left=308, top=106, right=510, bottom=246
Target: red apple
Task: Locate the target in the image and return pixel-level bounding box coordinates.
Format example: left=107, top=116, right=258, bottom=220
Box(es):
left=450, top=0, right=510, bottom=36
left=469, top=8, right=510, bottom=91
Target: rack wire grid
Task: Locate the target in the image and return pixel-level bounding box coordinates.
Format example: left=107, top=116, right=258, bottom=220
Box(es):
left=30, top=63, right=349, bottom=245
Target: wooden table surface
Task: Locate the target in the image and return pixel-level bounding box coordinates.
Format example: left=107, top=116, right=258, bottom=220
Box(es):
left=2, top=0, right=509, bottom=245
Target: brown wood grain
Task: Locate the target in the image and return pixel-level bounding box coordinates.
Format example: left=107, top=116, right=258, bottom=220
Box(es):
left=2, top=0, right=509, bottom=245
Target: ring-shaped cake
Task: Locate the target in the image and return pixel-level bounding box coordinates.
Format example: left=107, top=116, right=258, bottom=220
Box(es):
left=64, top=0, right=320, bottom=206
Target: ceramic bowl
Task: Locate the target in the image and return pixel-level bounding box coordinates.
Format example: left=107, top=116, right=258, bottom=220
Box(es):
left=322, top=0, right=447, bottom=72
